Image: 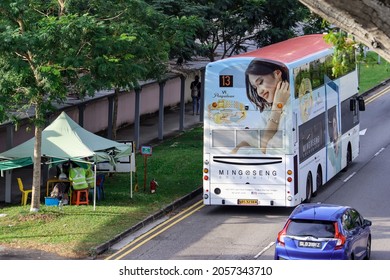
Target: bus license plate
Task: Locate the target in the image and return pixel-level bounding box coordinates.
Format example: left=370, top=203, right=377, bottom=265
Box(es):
left=237, top=199, right=258, bottom=205
left=298, top=241, right=321, bottom=248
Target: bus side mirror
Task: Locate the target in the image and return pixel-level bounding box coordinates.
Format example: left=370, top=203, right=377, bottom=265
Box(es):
left=358, top=97, right=365, bottom=111
left=350, top=99, right=356, bottom=111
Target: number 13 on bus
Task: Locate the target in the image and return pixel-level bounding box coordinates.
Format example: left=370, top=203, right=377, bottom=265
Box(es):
left=202, top=34, right=365, bottom=207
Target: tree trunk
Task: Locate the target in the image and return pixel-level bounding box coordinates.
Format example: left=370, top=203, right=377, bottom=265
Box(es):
left=299, top=0, right=390, bottom=62
left=30, top=124, right=42, bottom=212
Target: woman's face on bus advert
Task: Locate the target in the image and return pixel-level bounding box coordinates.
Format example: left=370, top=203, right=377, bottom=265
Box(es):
left=248, top=70, right=282, bottom=103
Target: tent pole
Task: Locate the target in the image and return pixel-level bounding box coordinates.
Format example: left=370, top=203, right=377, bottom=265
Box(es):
left=93, top=163, right=97, bottom=211
left=130, top=170, right=133, bottom=199
left=130, top=142, right=134, bottom=199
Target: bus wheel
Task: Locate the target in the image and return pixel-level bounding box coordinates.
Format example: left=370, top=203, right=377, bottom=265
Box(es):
left=343, top=144, right=352, bottom=172
left=314, top=167, right=322, bottom=197
left=305, top=173, right=313, bottom=202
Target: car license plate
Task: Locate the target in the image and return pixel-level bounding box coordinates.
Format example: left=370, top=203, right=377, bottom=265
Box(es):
left=298, top=241, right=322, bottom=248
left=237, top=199, right=258, bottom=205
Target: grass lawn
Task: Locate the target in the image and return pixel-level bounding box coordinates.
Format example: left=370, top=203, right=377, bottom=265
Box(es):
left=359, top=51, right=390, bottom=93
left=1, top=51, right=389, bottom=259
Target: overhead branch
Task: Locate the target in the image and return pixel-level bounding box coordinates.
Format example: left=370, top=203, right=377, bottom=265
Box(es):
left=298, top=0, right=390, bottom=62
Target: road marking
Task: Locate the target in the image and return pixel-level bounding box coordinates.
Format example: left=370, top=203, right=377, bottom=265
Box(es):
left=365, top=85, right=390, bottom=104
left=105, top=200, right=204, bottom=260
left=374, top=147, right=385, bottom=157
left=359, top=128, right=367, bottom=135
left=254, top=242, right=275, bottom=259
left=343, top=172, right=356, bottom=182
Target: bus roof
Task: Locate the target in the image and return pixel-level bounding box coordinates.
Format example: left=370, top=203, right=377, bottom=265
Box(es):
left=236, top=34, right=332, bottom=64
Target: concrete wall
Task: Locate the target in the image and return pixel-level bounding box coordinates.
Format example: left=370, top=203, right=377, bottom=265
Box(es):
left=0, top=72, right=201, bottom=153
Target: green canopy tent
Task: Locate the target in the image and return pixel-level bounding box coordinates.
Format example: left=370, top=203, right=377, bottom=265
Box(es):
left=0, top=111, right=133, bottom=208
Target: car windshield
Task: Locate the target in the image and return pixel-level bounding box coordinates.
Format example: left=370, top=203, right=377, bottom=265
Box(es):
left=286, top=219, right=335, bottom=238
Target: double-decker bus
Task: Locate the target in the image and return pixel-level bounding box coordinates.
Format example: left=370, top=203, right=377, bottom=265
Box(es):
left=202, top=34, right=365, bottom=207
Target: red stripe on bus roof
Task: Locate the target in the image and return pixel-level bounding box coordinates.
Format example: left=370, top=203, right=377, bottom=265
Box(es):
left=236, top=34, right=331, bottom=63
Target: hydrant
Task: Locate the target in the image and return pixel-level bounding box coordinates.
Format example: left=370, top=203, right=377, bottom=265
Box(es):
left=150, top=179, right=158, bottom=193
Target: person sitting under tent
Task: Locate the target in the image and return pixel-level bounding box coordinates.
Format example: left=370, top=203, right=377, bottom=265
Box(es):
left=69, top=167, right=89, bottom=190
left=50, top=182, right=69, bottom=205
left=85, top=165, right=94, bottom=188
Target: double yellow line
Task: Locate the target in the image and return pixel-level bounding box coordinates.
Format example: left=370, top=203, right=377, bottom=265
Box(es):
left=364, top=85, right=390, bottom=104
left=105, top=200, right=204, bottom=260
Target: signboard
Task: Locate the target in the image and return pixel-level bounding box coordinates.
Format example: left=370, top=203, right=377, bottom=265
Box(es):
left=140, top=145, right=152, bottom=156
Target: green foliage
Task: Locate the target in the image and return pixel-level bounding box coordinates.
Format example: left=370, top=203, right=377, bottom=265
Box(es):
left=254, top=0, right=308, bottom=47
left=302, top=13, right=331, bottom=35
left=149, top=0, right=265, bottom=61
left=148, top=0, right=325, bottom=62
left=324, top=30, right=358, bottom=78
left=0, top=0, right=187, bottom=126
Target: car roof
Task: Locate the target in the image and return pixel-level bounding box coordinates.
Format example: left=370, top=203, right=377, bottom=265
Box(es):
left=289, top=203, right=349, bottom=221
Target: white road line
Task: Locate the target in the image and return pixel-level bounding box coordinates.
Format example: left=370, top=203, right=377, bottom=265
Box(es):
left=343, top=172, right=356, bottom=182
left=359, top=128, right=367, bottom=136
left=374, top=148, right=385, bottom=157
left=254, top=241, right=275, bottom=259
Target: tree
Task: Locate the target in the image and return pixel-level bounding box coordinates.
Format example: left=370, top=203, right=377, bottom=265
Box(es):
left=254, top=0, right=308, bottom=47
left=68, top=1, right=199, bottom=139
left=298, top=0, right=390, bottom=62
left=149, top=0, right=327, bottom=62
left=0, top=1, right=105, bottom=212
left=145, top=0, right=203, bottom=64
left=301, top=12, right=331, bottom=35
left=149, top=0, right=265, bottom=62
left=0, top=0, right=193, bottom=211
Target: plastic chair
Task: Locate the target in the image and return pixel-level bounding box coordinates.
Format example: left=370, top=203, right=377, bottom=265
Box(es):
left=96, top=174, right=106, bottom=200
left=17, top=178, right=32, bottom=206
left=71, top=189, right=89, bottom=206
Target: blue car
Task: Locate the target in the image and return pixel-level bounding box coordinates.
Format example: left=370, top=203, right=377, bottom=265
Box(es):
left=274, top=203, right=372, bottom=260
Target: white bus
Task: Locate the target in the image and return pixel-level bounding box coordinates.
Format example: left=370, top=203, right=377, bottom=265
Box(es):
left=202, top=34, right=365, bottom=207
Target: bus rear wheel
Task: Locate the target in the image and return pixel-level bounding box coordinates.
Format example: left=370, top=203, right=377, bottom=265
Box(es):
left=343, top=144, right=352, bottom=172
left=313, top=167, right=322, bottom=197
left=305, top=173, right=313, bottom=202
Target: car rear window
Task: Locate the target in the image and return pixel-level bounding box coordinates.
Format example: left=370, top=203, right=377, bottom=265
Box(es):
left=286, top=219, right=335, bottom=238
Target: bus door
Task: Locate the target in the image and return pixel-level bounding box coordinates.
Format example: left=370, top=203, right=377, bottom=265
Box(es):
left=325, top=76, right=342, bottom=180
